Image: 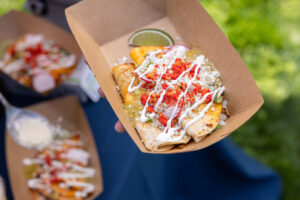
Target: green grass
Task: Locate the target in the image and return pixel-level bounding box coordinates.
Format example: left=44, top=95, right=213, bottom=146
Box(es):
left=1, top=0, right=300, bottom=199
left=201, top=0, right=300, bottom=199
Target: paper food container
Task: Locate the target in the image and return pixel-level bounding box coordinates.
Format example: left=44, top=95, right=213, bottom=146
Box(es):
left=5, top=96, right=103, bottom=199
left=0, top=11, right=82, bottom=99
left=65, top=0, right=264, bottom=153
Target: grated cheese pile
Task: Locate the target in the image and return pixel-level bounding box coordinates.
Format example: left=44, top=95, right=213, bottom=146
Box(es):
left=15, top=117, right=53, bottom=149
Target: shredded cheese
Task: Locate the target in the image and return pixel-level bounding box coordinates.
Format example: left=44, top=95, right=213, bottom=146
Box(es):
left=15, top=117, right=53, bottom=149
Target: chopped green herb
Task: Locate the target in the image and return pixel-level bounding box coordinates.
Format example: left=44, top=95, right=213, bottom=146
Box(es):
left=215, top=124, right=223, bottom=130
left=146, top=118, right=153, bottom=123
left=146, top=62, right=152, bottom=68
left=214, top=91, right=223, bottom=103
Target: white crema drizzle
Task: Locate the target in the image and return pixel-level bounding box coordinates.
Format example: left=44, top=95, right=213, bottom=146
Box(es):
left=24, top=138, right=95, bottom=198
left=127, top=45, right=225, bottom=142
left=156, top=87, right=224, bottom=143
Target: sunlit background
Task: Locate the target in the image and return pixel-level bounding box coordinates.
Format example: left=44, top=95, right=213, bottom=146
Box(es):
left=1, top=0, right=299, bottom=199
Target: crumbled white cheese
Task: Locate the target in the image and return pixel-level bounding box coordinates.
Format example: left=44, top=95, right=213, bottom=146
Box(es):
left=220, top=113, right=227, bottom=121
left=219, top=120, right=226, bottom=126
left=16, top=34, right=43, bottom=51
left=15, top=117, right=53, bottom=149
left=62, top=148, right=90, bottom=166
left=116, top=56, right=130, bottom=66
left=223, top=100, right=228, bottom=108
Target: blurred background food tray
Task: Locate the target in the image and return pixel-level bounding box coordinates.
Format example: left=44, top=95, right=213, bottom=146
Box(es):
left=5, top=96, right=103, bottom=200
left=0, top=11, right=90, bottom=106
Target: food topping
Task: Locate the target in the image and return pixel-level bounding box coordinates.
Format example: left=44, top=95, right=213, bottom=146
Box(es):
left=15, top=117, right=53, bottom=150
left=0, top=34, right=76, bottom=92
left=23, top=135, right=95, bottom=199
left=128, top=45, right=225, bottom=142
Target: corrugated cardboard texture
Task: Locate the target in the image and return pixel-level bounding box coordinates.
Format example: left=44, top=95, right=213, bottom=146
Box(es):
left=5, top=96, right=103, bottom=199
left=66, top=0, right=264, bottom=153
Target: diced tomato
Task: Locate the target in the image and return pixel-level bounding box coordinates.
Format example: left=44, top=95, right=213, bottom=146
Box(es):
left=76, top=161, right=84, bottom=166
left=171, top=118, right=178, bottom=127
left=189, top=64, right=196, bottom=74
left=31, top=60, right=38, bottom=68
left=192, top=84, right=202, bottom=93
left=23, top=55, right=31, bottom=64
left=55, top=153, right=61, bottom=160
left=45, top=155, right=52, bottom=166
left=162, top=83, right=168, bottom=89
left=142, top=83, right=155, bottom=89
left=176, top=97, right=185, bottom=118
left=50, top=176, right=60, bottom=183
left=8, top=47, right=16, bottom=57
left=140, top=94, right=148, bottom=105
left=169, top=73, right=176, bottom=80
left=162, top=74, right=171, bottom=81
left=149, top=93, right=158, bottom=104
left=26, top=43, right=42, bottom=55
left=205, top=94, right=212, bottom=103
left=171, top=61, right=186, bottom=78
left=141, top=83, right=147, bottom=88
left=50, top=168, right=57, bottom=176
left=201, top=88, right=210, bottom=96
left=175, top=58, right=182, bottom=65
left=146, top=106, right=155, bottom=113
left=180, top=82, right=187, bottom=90
left=158, top=113, right=168, bottom=127
left=35, top=43, right=42, bottom=54
left=146, top=73, right=154, bottom=79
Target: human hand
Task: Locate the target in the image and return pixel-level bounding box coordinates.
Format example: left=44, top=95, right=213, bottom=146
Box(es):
left=98, top=88, right=126, bottom=133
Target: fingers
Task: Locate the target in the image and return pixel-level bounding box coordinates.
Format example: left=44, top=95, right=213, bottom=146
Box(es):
left=114, top=120, right=126, bottom=133
left=98, top=88, right=106, bottom=98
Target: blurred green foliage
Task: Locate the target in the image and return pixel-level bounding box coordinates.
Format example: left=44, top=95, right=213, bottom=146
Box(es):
left=0, top=0, right=25, bottom=15
left=0, top=0, right=299, bottom=199
left=201, top=0, right=300, bottom=199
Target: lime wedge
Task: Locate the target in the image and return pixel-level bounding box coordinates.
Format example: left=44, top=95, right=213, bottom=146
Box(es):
left=128, top=28, right=174, bottom=47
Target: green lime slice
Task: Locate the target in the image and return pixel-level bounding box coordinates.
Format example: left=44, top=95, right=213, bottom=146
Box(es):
left=128, top=28, right=174, bottom=47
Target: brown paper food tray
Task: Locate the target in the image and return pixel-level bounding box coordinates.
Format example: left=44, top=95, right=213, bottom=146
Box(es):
left=5, top=96, right=103, bottom=199
left=65, top=0, right=264, bottom=154
left=0, top=10, right=82, bottom=91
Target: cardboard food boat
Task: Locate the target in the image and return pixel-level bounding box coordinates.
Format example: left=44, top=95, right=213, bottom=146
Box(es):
left=66, top=0, right=263, bottom=153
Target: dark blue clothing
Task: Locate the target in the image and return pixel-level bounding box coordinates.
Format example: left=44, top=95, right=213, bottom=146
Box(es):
left=0, top=96, right=281, bottom=200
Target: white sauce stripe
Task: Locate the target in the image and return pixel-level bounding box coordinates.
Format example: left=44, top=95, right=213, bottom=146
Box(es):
left=125, top=45, right=225, bottom=143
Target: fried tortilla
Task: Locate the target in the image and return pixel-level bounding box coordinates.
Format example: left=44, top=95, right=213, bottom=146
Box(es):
left=181, top=103, right=222, bottom=142
left=112, top=45, right=226, bottom=152
left=129, top=46, right=164, bottom=66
